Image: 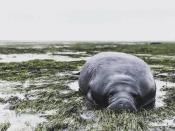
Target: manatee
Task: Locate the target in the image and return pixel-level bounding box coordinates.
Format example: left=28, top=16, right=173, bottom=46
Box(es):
left=78, top=52, right=156, bottom=112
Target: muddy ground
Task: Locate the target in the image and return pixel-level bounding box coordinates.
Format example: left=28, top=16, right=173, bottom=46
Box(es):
left=0, top=42, right=175, bottom=131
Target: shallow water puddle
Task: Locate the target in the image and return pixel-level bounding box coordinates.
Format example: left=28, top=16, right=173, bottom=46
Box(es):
left=150, top=55, right=175, bottom=61
left=44, top=110, right=57, bottom=116
left=157, top=72, right=175, bottom=78
left=59, top=90, right=72, bottom=94
left=135, top=54, right=152, bottom=57
left=0, top=81, right=21, bottom=91
left=80, top=111, right=95, bottom=121
left=150, top=65, right=166, bottom=69
left=0, top=80, right=25, bottom=100
left=22, top=78, right=59, bottom=88
left=0, top=80, right=46, bottom=130
left=155, top=80, right=167, bottom=107
left=15, top=45, right=50, bottom=49
left=152, top=80, right=175, bottom=127
left=135, top=54, right=175, bottom=61
left=52, top=51, right=86, bottom=55
left=68, top=81, right=79, bottom=91
left=151, top=116, right=175, bottom=127
left=0, top=78, right=62, bottom=101
left=0, top=93, right=25, bottom=100
left=0, top=103, right=46, bottom=131
left=0, top=53, right=89, bottom=63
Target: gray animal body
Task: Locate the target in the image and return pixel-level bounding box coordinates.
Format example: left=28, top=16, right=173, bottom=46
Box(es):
left=78, top=52, right=156, bottom=111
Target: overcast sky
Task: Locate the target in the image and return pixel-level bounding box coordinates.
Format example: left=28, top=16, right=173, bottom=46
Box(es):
left=0, top=0, right=175, bottom=41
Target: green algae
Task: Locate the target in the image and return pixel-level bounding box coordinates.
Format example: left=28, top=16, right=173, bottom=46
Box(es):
left=0, top=47, right=46, bottom=54
left=0, top=60, right=84, bottom=81
left=57, top=43, right=175, bottom=55
left=34, top=83, right=175, bottom=131
left=0, top=43, right=175, bottom=130
left=0, top=123, right=10, bottom=131
left=1, top=42, right=175, bottom=55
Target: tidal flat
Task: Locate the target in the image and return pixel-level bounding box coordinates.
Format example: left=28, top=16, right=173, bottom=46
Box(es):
left=0, top=42, right=175, bottom=131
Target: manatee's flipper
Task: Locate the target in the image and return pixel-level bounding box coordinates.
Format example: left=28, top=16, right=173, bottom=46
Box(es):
left=144, top=100, right=155, bottom=109
left=141, top=98, right=155, bottom=110
left=87, top=90, right=96, bottom=105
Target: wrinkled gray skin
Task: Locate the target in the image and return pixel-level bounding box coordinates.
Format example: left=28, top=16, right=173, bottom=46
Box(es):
left=79, top=52, right=156, bottom=112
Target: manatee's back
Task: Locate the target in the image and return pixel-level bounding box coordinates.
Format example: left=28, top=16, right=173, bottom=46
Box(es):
left=79, top=52, right=155, bottom=96
left=79, top=52, right=113, bottom=94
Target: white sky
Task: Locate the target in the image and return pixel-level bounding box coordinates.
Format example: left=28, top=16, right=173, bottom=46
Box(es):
left=0, top=0, right=175, bottom=41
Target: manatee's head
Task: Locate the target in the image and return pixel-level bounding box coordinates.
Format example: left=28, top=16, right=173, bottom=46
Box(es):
left=107, top=90, right=138, bottom=112
left=105, top=75, right=141, bottom=112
